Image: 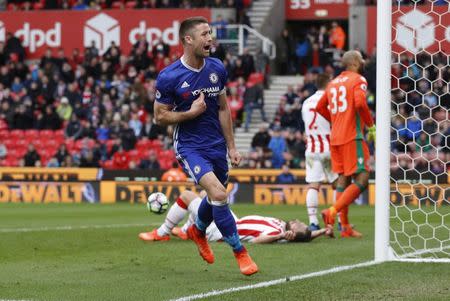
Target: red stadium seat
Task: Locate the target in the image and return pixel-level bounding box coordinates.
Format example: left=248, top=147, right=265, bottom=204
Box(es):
left=105, top=139, right=116, bottom=153
left=33, top=2, right=44, bottom=9
left=138, top=149, right=150, bottom=159
left=0, top=119, right=8, bottom=130
left=0, top=130, right=9, bottom=140
left=65, top=139, right=76, bottom=151
left=125, top=1, right=136, bottom=8
left=248, top=72, right=264, bottom=85
left=24, top=129, right=39, bottom=140
left=102, top=160, right=114, bottom=169
left=136, top=139, right=152, bottom=151
left=54, top=129, right=65, bottom=141
left=159, top=157, right=174, bottom=170
left=10, top=130, right=24, bottom=140
left=5, top=157, right=19, bottom=167
left=40, top=130, right=54, bottom=139
left=111, top=1, right=124, bottom=9
left=3, top=139, right=14, bottom=149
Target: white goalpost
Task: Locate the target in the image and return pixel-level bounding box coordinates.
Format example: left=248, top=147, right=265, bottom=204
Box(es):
left=375, top=0, right=450, bottom=263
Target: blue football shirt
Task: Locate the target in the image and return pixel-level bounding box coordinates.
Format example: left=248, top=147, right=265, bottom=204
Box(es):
left=155, top=56, right=228, bottom=150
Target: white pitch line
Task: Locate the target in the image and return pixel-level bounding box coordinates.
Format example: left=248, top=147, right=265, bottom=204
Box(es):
left=0, top=223, right=161, bottom=233
left=168, top=260, right=380, bottom=301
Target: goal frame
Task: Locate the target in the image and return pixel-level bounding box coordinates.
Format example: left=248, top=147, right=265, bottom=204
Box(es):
left=374, top=1, right=450, bottom=263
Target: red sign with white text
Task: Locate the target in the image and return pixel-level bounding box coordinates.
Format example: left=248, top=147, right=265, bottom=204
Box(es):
left=366, top=5, right=450, bottom=55
left=285, top=0, right=351, bottom=20
left=0, top=9, right=210, bottom=59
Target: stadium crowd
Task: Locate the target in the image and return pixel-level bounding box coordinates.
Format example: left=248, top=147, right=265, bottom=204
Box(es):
left=0, top=4, right=447, bottom=175
left=2, top=0, right=252, bottom=12
left=0, top=20, right=263, bottom=169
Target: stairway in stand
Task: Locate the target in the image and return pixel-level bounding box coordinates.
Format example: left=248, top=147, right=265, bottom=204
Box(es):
left=234, top=75, right=304, bottom=155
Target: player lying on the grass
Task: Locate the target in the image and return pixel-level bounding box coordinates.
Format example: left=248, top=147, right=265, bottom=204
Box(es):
left=139, top=190, right=331, bottom=243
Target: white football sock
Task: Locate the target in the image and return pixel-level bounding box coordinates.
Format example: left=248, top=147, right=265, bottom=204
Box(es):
left=157, top=202, right=187, bottom=237
left=306, top=188, right=319, bottom=225
left=181, top=198, right=201, bottom=233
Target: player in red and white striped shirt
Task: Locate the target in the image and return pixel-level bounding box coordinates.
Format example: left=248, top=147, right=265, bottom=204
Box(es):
left=139, top=190, right=331, bottom=244
left=301, top=74, right=338, bottom=230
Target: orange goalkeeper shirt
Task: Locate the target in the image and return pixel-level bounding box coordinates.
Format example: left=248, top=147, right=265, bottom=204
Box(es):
left=316, top=71, right=374, bottom=146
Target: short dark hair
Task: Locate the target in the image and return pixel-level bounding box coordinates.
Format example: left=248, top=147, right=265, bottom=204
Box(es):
left=316, top=73, right=331, bottom=90
left=285, top=222, right=312, bottom=242
left=179, top=16, right=209, bottom=44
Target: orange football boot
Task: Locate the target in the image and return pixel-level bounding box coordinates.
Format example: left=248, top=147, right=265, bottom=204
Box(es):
left=187, top=225, right=214, bottom=264
left=138, top=229, right=170, bottom=241
left=341, top=225, right=363, bottom=238
left=171, top=227, right=188, bottom=240
left=234, top=248, right=258, bottom=276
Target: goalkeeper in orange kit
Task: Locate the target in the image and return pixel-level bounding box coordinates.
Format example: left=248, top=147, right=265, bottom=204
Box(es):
left=315, top=50, right=376, bottom=238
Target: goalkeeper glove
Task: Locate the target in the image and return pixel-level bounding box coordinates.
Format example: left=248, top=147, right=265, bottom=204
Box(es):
left=367, top=125, right=376, bottom=142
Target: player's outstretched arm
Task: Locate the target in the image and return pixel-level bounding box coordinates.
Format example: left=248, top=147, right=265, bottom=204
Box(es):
left=250, top=233, right=284, bottom=244
left=218, top=93, right=241, bottom=167
left=154, top=93, right=206, bottom=126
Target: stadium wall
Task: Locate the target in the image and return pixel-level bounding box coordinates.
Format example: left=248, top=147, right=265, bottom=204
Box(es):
left=0, top=168, right=447, bottom=205
left=0, top=9, right=211, bottom=59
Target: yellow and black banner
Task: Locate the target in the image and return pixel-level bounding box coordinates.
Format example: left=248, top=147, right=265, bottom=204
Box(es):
left=0, top=182, right=99, bottom=203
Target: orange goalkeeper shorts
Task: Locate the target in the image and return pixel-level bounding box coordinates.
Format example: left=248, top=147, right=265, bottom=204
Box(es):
left=330, top=139, right=370, bottom=176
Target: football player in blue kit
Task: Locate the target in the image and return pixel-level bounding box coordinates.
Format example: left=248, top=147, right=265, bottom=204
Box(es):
left=153, top=17, right=258, bottom=276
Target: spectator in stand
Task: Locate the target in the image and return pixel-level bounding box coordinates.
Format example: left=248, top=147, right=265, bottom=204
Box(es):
left=284, top=85, right=300, bottom=105
left=12, top=104, right=33, bottom=129
left=227, top=87, right=244, bottom=127
left=37, top=105, right=62, bottom=130
left=210, top=39, right=226, bottom=62
left=268, top=126, right=287, bottom=169
left=72, top=0, right=89, bottom=10
left=5, top=32, right=25, bottom=62
left=47, top=158, right=60, bottom=168
left=80, top=150, right=100, bottom=167
left=161, top=162, right=187, bottom=182
left=120, top=122, right=137, bottom=151
left=276, top=164, right=296, bottom=184
left=295, top=36, right=312, bottom=75
left=129, top=113, right=143, bottom=137
left=24, top=144, right=40, bottom=167
left=112, top=145, right=130, bottom=169
left=211, top=14, right=228, bottom=39
left=243, top=82, right=266, bottom=132
left=139, top=150, right=160, bottom=170
left=55, top=144, right=70, bottom=165
left=276, top=28, right=294, bottom=75
left=317, top=25, right=330, bottom=50
left=56, top=97, right=73, bottom=121
left=65, top=114, right=83, bottom=139
left=251, top=124, right=271, bottom=150
left=140, top=114, right=165, bottom=140
left=0, top=142, right=7, bottom=159
left=240, top=48, right=256, bottom=79
left=80, top=121, right=96, bottom=139
left=329, top=22, right=346, bottom=50
left=96, top=122, right=110, bottom=141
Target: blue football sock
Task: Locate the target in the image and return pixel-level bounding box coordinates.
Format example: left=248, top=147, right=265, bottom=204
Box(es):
left=195, top=196, right=213, bottom=233
left=212, top=204, right=243, bottom=253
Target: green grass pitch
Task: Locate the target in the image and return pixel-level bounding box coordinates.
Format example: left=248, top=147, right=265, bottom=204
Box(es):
left=1, top=203, right=449, bottom=301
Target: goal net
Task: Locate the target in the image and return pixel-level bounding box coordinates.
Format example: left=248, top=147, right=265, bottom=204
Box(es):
left=376, top=0, right=449, bottom=262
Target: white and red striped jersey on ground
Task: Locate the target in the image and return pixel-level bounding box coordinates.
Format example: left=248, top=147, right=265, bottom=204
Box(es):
left=301, top=90, right=331, bottom=154
left=236, top=215, right=286, bottom=242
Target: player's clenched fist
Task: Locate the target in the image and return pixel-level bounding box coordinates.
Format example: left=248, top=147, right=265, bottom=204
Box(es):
left=228, top=148, right=242, bottom=167
left=189, top=92, right=207, bottom=117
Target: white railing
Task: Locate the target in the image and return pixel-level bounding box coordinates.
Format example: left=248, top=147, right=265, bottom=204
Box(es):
left=211, top=24, right=276, bottom=59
